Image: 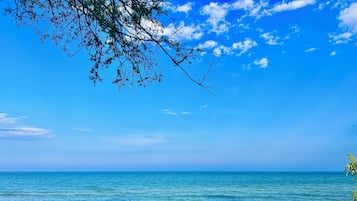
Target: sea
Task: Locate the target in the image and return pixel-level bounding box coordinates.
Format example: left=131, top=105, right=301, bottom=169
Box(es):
left=0, top=172, right=355, bottom=201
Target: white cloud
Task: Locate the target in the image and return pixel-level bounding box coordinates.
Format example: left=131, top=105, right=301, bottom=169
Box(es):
left=260, top=32, right=282, bottom=45
left=175, top=2, right=194, bottom=14
left=213, top=48, right=222, bottom=57
left=198, top=40, right=218, bottom=49
left=201, top=3, right=229, bottom=25
left=232, top=0, right=254, bottom=10
left=305, top=47, right=318, bottom=52
left=213, top=45, right=232, bottom=57
left=254, top=57, right=269, bottom=68
left=330, top=51, right=337, bottom=56
left=234, top=0, right=269, bottom=20
left=125, top=17, right=165, bottom=41
left=0, top=113, right=20, bottom=124
left=162, top=109, right=192, bottom=116
left=338, top=2, right=357, bottom=33
left=0, top=127, right=53, bottom=139
left=200, top=0, right=314, bottom=23
left=163, top=22, right=203, bottom=41
left=201, top=2, right=230, bottom=34
left=162, top=109, right=177, bottom=116
left=221, top=46, right=233, bottom=54
left=232, top=38, right=258, bottom=55
left=248, top=1, right=269, bottom=18
left=329, top=32, right=353, bottom=44
left=0, top=113, right=52, bottom=140
left=272, top=0, right=316, bottom=13
left=167, top=2, right=194, bottom=15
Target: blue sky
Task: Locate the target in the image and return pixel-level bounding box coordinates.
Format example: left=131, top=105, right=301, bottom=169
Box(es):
left=0, top=0, right=357, bottom=171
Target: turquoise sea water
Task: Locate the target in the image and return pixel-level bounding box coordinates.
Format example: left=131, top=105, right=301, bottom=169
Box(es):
left=0, top=172, right=355, bottom=201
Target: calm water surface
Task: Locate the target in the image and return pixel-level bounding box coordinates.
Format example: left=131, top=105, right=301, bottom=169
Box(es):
left=0, top=172, right=355, bottom=200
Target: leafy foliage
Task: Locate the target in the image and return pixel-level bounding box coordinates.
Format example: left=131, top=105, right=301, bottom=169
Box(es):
left=5, top=0, right=202, bottom=89
left=346, top=154, right=357, bottom=201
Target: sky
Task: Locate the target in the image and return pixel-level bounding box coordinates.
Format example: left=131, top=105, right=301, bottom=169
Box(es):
left=0, top=0, right=357, bottom=171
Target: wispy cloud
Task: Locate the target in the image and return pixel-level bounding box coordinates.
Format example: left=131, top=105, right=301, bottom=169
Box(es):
left=0, top=127, right=53, bottom=139
left=327, top=2, right=357, bottom=45
left=247, top=1, right=269, bottom=19
left=0, top=112, right=52, bottom=140
left=318, top=1, right=333, bottom=10
left=285, top=25, right=301, bottom=40
left=194, top=0, right=317, bottom=41
left=305, top=47, right=318, bottom=52
left=0, top=113, right=21, bottom=124
left=330, top=51, right=337, bottom=56
left=203, top=39, right=260, bottom=57
left=232, top=0, right=254, bottom=10
left=234, top=0, right=269, bottom=19
left=198, top=41, right=242, bottom=57
left=162, top=109, right=178, bottom=116
left=260, top=32, right=282, bottom=45
left=162, top=109, right=191, bottom=116
left=329, top=32, right=353, bottom=44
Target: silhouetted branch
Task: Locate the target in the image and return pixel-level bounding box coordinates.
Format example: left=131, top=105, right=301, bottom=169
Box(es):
left=4, top=0, right=211, bottom=89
